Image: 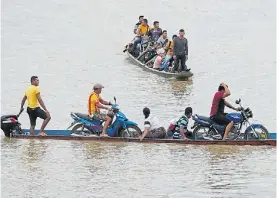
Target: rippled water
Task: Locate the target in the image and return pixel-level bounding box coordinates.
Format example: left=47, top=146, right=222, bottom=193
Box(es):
left=1, top=138, right=276, bottom=198
left=1, top=0, right=276, bottom=197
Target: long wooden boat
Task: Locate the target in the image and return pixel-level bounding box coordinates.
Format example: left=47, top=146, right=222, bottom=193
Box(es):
left=126, top=51, right=194, bottom=80
left=7, top=129, right=277, bottom=146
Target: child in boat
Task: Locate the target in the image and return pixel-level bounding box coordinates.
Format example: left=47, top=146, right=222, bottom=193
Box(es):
left=153, top=48, right=165, bottom=70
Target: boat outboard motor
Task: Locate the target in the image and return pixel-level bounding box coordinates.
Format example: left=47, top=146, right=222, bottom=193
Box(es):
left=1, top=109, right=24, bottom=137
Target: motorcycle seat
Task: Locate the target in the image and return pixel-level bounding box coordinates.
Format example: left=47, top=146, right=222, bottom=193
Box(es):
left=1, top=115, right=18, bottom=122
left=75, top=113, right=93, bottom=121
left=196, top=115, right=215, bottom=124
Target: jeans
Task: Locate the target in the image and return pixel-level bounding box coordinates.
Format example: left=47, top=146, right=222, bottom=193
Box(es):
left=131, top=37, right=142, bottom=52
left=161, top=54, right=172, bottom=70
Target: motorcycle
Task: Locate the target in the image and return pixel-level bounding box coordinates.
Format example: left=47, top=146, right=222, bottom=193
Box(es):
left=192, top=98, right=269, bottom=140
left=1, top=108, right=25, bottom=137
left=67, top=97, right=142, bottom=138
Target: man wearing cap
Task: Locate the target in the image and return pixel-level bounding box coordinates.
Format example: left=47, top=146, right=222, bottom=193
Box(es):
left=88, top=83, right=113, bottom=136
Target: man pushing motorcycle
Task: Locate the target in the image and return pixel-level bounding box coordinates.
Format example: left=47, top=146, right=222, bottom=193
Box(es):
left=210, top=83, right=242, bottom=140
left=88, top=83, right=113, bottom=137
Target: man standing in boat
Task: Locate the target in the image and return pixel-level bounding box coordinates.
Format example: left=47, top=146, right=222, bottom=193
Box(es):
left=20, top=76, right=51, bottom=136
left=172, top=29, right=190, bottom=72
left=88, top=83, right=114, bottom=137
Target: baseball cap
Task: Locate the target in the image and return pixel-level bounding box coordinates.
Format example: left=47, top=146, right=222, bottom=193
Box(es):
left=93, top=83, right=104, bottom=89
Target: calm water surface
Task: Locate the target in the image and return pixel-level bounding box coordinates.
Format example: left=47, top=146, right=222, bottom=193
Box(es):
left=1, top=0, right=276, bottom=197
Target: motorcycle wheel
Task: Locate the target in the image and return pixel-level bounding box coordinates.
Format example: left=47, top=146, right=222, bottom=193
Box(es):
left=244, top=125, right=269, bottom=140
left=120, top=125, right=142, bottom=138
left=71, top=124, right=94, bottom=136
left=193, top=125, right=217, bottom=140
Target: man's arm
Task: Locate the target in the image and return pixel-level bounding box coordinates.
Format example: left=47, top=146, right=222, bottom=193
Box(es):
left=222, top=84, right=231, bottom=98
left=172, top=38, right=177, bottom=56
left=96, top=103, right=110, bottom=111
left=224, top=100, right=238, bottom=111
left=20, top=95, right=27, bottom=109
left=36, top=93, right=48, bottom=112
left=140, top=127, right=150, bottom=141
left=99, top=98, right=111, bottom=105
left=185, top=38, right=188, bottom=56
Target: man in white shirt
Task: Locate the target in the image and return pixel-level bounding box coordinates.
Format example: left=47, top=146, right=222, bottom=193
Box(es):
left=139, top=107, right=166, bottom=141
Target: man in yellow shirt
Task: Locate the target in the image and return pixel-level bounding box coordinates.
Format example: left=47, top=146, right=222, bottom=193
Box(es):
left=131, top=18, right=151, bottom=54
left=88, top=83, right=114, bottom=136
left=20, top=76, right=51, bottom=136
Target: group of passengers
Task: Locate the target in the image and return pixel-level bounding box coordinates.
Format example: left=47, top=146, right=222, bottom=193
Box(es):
left=125, top=15, right=191, bottom=73
left=87, top=82, right=241, bottom=141
left=21, top=74, right=240, bottom=141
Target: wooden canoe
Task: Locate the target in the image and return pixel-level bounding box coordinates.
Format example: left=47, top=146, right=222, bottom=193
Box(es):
left=126, top=51, right=194, bottom=80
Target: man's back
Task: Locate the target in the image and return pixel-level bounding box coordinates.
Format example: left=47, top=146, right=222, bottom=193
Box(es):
left=88, top=92, right=101, bottom=115
left=210, top=91, right=225, bottom=116
left=173, top=115, right=188, bottom=138
left=144, top=115, right=161, bottom=130
left=25, top=85, right=40, bottom=108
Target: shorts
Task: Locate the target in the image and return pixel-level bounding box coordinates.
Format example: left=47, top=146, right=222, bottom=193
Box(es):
left=93, top=111, right=114, bottom=121
left=211, top=113, right=232, bottom=125
left=149, top=127, right=166, bottom=139
left=27, top=107, right=47, bottom=127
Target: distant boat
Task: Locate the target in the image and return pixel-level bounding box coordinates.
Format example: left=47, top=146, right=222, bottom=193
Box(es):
left=126, top=51, right=194, bottom=80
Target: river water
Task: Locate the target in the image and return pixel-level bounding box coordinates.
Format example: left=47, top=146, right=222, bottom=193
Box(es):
left=1, top=0, right=276, bottom=197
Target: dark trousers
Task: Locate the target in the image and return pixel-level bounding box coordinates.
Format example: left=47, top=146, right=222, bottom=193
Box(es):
left=173, top=54, right=187, bottom=72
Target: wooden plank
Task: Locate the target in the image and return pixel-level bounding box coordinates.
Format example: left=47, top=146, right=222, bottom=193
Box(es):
left=12, top=135, right=276, bottom=146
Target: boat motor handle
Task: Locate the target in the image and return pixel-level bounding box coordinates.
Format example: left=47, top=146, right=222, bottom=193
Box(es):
left=17, top=108, right=24, bottom=117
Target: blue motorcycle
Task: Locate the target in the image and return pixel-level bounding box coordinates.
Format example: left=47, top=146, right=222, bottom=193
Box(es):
left=67, top=97, right=142, bottom=138
left=192, top=99, right=269, bottom=140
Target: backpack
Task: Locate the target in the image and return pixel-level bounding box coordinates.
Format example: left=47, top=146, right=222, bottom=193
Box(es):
left=167, top=117, right=179, bottom=133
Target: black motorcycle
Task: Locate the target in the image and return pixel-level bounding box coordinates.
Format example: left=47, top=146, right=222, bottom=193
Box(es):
left=192, top=99, right=269, bottom=140
left=1, top=109, right=24, bottom=137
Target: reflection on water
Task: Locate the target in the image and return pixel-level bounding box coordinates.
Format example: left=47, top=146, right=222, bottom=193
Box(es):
left=21, top=139, right=48, bottom=164
left=170, top=79, right=193, bottom=101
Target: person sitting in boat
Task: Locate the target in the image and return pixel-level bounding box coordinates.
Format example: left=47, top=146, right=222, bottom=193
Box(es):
left=147, top=21, right=162, bottom=42
left=152, top=48, right=165, bottom=70
left=130, top=19, right=151, bottom=54
left=161, top=34, right=177, bottom=71
left=134, top=15, right=144, bottom=34
left=88, top=83, right=114, bottom=137
left=167, top=107, right=193, bottom=140
left=139, top=107, right=166, bottom=141
left=156, top=30, right=169, bottom=48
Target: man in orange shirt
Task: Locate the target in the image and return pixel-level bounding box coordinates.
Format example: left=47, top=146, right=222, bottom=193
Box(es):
left=161, top=34, right=177, bottom=71
left=88, top=83, right=114, bottom=136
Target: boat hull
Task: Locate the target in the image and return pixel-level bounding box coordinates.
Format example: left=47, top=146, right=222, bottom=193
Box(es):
left=126, top=51, right=194, bottom=79
left=5, top=129, right=277, bottom=146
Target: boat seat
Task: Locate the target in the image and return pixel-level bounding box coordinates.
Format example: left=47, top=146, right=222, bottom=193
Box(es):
left=75, top=113, right=93, bottom=121
left=1, top=115, right=17, bottom=122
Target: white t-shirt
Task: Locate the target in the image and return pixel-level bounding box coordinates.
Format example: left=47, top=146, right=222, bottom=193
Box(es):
left=144, top=115, right=162, bottom=131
